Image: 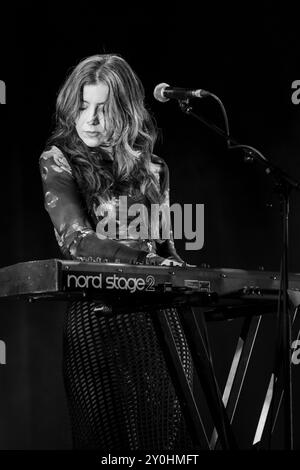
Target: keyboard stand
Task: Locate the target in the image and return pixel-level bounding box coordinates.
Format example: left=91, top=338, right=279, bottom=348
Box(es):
left=206, top=294, right=300, bottom=449
left=209, top=314, right=262, bottom=449
left=151, top=304, right=238, bottom=450
left=252, top=302, right=300, bottom=449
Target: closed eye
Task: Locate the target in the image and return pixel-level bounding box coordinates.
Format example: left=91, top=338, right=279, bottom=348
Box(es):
left=79, top=104, right=105, bottom=113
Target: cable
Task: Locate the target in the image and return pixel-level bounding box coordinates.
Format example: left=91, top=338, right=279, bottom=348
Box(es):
left=206, top=93, right=269, bottom=163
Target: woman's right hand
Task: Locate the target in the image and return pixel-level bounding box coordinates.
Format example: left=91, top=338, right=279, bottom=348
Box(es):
left=145, top=253, right=182, bottom=267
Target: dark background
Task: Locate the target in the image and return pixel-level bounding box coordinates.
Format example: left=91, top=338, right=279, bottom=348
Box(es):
left=0, top=1, right=300, bottom=450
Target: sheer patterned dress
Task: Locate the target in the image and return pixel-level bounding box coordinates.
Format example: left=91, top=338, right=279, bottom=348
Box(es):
left=39, top=145, right=194, bottom=451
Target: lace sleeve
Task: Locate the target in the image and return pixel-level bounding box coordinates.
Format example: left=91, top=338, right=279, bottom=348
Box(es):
left=39, top=146, right=148, bottom=263
left=153, top=156, right=185, bottom=263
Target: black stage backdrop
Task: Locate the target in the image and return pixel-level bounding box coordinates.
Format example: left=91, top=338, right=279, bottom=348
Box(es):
left=0, top=2, right=300, bottom=450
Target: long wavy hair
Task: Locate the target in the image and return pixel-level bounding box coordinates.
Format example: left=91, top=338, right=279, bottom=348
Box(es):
left=46, top=54, right=163, bottom=214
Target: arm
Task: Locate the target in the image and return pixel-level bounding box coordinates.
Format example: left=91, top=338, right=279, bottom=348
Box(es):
left=39, top=146, right=151, bottom=263
left=154, top=157, right=185, bottom=264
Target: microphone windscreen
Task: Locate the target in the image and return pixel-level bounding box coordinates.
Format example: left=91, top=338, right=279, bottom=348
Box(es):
left=153, top=83, right=170, bottom=102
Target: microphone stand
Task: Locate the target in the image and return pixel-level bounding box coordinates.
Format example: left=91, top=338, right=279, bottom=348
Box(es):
left=177, top=98, right=300, bottom=450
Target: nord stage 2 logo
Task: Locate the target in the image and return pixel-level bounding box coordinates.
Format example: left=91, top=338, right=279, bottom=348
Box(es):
left=64, top=271, right=156, bottom=294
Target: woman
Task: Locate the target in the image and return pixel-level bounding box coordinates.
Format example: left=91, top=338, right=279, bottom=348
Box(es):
left=39, top=54, right=194, bottom=451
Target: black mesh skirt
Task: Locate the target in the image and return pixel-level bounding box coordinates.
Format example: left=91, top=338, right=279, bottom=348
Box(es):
left=62, top=299, right=194, bottom=451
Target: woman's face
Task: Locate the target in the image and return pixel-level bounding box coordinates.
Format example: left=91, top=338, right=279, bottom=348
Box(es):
left=76, top=82, right=109, bottom=147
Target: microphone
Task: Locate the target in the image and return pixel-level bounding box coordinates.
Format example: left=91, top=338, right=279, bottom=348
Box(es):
left=153, top=82, right=210, bottom=103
